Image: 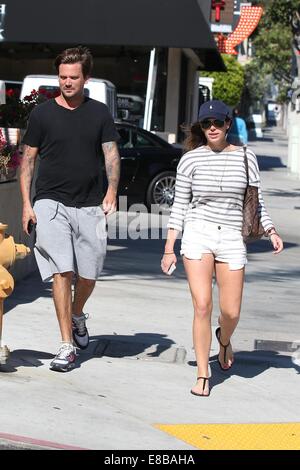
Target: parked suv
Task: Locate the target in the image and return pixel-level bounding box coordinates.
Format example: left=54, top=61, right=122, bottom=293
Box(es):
left=20, top=75, right=117, bottom=118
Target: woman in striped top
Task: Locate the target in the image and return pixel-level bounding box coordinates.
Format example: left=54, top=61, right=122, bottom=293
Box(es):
left=161, top=100, right=283, bottom=397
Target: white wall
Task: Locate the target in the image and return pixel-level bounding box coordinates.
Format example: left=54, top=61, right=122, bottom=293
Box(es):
left=287, top=107, right=300, bottom=179
left=164, top=49, right=181, bottom=136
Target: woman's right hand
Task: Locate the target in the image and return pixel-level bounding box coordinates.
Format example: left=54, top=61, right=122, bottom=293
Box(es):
left=161, top=253, right=177, bottom=275
left=270, top=233, right=284, bottom=254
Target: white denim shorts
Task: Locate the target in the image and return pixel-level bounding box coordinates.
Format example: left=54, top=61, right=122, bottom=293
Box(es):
left=33, top=199, right=107, bottom=282
left=180, top=219, right=247, bottom=270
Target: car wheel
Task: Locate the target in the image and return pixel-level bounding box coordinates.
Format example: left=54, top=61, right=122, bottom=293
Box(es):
left=146, top=171, right=176, bottom=211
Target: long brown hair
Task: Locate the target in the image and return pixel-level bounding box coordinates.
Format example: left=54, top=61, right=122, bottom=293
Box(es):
left=183, top=118, right=232, bottom=153
left=182, top=122, right=207, bottom=153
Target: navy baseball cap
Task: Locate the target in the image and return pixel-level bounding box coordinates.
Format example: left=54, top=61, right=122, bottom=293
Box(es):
left=198, top=100, right=232, bottom=121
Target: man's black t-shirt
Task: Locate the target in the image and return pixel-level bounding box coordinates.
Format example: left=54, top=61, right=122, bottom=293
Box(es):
left=23, top=97, right=119, bottom=207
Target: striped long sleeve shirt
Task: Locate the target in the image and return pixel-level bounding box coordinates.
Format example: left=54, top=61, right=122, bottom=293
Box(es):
left=167, top=146, right=274, bottom=233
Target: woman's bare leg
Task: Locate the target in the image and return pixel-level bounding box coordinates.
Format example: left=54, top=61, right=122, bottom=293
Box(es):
left=183, top=254, right=215, bottom=395
left=215, top=262, right=245, bottom=369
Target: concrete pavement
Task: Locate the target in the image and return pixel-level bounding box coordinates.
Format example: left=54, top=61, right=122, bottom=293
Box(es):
left=0, top=127, right=300, bottom=450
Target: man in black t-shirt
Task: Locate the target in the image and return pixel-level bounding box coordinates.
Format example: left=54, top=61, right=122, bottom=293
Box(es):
left=20, top=46, right=120, bottom=373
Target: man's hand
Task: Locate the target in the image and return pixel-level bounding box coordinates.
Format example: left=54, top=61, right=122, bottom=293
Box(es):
left=102, top=187, right=117, bottom=216
left=22, top=204, right=37, bottom=235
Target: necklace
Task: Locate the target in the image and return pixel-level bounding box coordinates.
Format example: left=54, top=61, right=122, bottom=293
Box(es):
left=206, top=150, right=229, bottom=191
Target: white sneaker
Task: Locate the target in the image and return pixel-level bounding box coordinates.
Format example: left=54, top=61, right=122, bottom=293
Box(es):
left=50, top=343, right=76, bottom=372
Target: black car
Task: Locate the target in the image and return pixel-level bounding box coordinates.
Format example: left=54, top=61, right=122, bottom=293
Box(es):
left=113, top=122, right=182, bottom=210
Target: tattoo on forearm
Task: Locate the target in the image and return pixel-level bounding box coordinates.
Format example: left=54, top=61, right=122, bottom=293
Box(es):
left=20, top=146, right=35, bottom=179
left=102, top=141, right=120, bottom=191
left=20, top=145, right=38, bottom=201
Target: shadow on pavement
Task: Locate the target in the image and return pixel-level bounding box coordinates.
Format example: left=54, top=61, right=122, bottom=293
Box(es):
left=0, top=333, right=178, bottom=373
left=4, top=271, right=52, bottom=314
left=247, top=239, right=297, bottom=254
left=248, top=135, right=274, bottom=143
left=188, top=349, right=300, bottom=392
left=263, top=188, right=300, bottom=198
left=256, top=155, right=286, bottom=171
left=101, top=236, right=188, bottom=280
left=0, top=349, right=54, bottom=373
left=244, top=267, right=300, bottom=283
left=76, top=332, right=177, bottom=368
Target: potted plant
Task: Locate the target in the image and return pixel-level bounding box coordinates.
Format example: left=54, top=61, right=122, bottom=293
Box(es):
left=0, top=88, right=52, bottom=182
left=0, top=127, right=21, bottom=182
left=0, top=88, right=46, bottom=131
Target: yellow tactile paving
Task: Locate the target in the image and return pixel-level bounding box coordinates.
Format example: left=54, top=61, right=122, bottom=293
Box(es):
left=155, top=423, right=300, bottom=450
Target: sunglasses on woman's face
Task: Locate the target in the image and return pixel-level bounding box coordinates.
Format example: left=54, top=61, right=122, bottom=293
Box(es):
left=200, top=119, right=226, bottom=130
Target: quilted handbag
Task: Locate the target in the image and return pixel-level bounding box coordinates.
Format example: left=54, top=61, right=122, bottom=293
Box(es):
left=242, top=147, right=265, bottom=242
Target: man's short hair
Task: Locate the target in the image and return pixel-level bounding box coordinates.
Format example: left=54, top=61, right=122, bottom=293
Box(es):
left=54, top=46, right=93, bottom=78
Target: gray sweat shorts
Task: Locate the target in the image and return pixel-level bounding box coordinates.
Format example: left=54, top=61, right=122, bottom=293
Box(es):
left=33, top=199, right=107, bottom=282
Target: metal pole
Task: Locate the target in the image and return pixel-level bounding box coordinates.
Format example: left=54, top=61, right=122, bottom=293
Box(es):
left=143, top=48, right=158, bottom=131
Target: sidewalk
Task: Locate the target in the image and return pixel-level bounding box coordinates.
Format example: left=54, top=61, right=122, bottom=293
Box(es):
left=1, top=127, right=300, bottom=450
